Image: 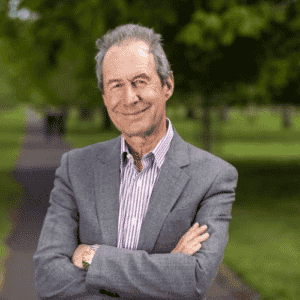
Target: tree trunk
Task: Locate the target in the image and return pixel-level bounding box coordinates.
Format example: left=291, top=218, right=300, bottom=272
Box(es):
left=59, top=106, right=68, bottom=136
left=244, top=105, right=257, bottom=124
left=202, top=104, right=212, bottom=152
left=282, top=105, right=292, bottom=128
left=79, top=106, right=93, bottom=121
left=187, top=107, right=196, bottom=119
left=44, top=107, right=68, bottom=137
left=100, top=104, right=114, bottom=131
left=218, top=104, right=228, bottom=122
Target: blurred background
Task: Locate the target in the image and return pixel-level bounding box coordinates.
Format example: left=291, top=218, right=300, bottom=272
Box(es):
left=0, top=0, right=299, bottom=299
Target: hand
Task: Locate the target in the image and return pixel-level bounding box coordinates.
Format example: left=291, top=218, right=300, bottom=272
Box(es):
left=72, top=244, right=97, bottom=269
left=171, top=223, right=209, bottom=256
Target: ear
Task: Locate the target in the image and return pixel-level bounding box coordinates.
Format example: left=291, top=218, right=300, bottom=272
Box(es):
left=164, top=71, right=174, bottom=101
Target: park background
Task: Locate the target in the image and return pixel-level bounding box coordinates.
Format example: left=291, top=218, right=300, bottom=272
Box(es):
left=0, top=0, right=299, bottom=299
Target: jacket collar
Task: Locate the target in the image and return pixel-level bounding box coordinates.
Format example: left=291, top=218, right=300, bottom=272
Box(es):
left=98, top=126, right=190, bottom=169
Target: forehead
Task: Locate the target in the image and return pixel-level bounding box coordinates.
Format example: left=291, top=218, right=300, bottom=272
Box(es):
left=103, top=40, right=156, bottom=80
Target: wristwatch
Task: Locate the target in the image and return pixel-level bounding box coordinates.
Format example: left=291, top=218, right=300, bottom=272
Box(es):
left=82, top=244, right=100, bottom=270
left=82, top=260, right=90, bottom=270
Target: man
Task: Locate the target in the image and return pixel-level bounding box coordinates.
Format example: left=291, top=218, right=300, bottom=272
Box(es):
left=33, top=24, right=238, bottom=300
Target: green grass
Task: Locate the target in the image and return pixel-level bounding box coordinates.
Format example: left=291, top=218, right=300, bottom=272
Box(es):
left=0, top=170, right=24, bottom=291
left=65, top=106, right=300, bottom=300
left=223, top=160, right=300, bottom=300
left=65, top=107, right=120, bottom=147
left=0, top=105, right=27, bottom=171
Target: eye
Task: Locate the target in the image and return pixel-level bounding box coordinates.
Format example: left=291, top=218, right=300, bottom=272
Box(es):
left=133, top=80, right=146, bottom=87
left=113, top=83, right=123, bottom=88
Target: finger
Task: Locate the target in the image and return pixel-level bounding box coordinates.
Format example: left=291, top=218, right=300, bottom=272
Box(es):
left=187, top=223, right=200, bottom=235
left=194, top=225, right=208, bottom=237
left=191, top=243, right=202, bottom=255
left=186, top=223, right=199, bottom=234
left=182, top=223, right=199, bottom=239
left=195, top=232, right=209, bottom=243
left=186, top=225, right=208, bottom=241
left=199, top=224, right=208, bottom=232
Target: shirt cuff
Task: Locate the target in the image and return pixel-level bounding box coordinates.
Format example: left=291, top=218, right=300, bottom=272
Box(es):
left=87, top=244, right=100, bottom=265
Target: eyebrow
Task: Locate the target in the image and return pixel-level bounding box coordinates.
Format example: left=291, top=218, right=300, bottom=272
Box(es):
left=107, top=73, right=150, bottom=86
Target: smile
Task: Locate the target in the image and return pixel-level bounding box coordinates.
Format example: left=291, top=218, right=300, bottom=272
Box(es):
left=123, top=106, right=150, bottom=116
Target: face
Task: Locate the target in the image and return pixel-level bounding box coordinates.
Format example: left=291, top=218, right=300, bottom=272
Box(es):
left=102, top=39, right=173, bottom=138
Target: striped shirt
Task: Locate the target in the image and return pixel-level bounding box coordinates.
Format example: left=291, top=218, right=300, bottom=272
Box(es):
left=117, top=118, right=174, bottom=250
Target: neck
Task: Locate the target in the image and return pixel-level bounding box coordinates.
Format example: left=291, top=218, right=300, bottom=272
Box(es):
left=124, top=117, right=168, bottom=161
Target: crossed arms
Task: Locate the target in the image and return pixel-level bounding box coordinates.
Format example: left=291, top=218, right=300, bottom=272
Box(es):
left=33, top=151, right=238, bottom=300
left=72, top=223, right=209, bottom=270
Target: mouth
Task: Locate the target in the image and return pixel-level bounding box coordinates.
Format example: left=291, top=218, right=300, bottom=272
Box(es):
left=123, top=106, right=150, bottom=116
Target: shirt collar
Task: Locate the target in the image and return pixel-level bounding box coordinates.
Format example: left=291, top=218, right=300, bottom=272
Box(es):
left=120, top=118, right=174, bottom=170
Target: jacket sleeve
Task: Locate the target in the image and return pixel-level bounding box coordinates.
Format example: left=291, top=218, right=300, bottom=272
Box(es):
left=85, top=164, right=238, bottom=299
left=33, top=152, right=109, bottom=300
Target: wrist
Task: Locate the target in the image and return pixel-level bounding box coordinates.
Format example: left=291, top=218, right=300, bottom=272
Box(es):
left=82, top=244, right=100, bottom=269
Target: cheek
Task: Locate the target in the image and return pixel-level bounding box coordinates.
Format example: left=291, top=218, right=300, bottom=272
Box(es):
left=104, top=95, right=118, bottom=110
left=141, top=87, right=162, bottom=100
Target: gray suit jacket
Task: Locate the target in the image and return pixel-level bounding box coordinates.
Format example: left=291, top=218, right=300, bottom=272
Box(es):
left=33, top=127, right=238, bottom=300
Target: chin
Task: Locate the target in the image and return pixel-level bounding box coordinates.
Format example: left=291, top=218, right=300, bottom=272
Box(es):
left=123, top=124, right=156, bottom=138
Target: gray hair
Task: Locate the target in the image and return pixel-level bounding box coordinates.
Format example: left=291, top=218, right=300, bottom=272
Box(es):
left=95, top=23, right=172, bottom=95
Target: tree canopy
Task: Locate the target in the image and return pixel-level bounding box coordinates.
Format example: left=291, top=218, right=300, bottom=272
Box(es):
left=1, top=0, right=300, bottom=145
left=1, top=0, right=300, bottom=109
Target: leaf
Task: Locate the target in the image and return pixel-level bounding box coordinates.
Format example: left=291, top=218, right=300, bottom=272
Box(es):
left=19, top=0, right=42, bottom=11
left=288, top=14, right=300, bottom=30
left=256, top=1, right=273, bottom=21
left=208, top=0, right=227, bottom=12
left=47, top=69, right=79, bottom=102
left=193, top=9, right=207, bottom=24
left=0, top=0, right=9, bottom=12
left=176, top=23, right=201, bottom=46
left=272, top=6, right=287, bottom=23
left=219, top=26, right=235, bottom=45
left=30, top=86, right=47, bottom=107
left=206, top=13, right=222, bottom=31
left=223, top=5, right=267, bottom=38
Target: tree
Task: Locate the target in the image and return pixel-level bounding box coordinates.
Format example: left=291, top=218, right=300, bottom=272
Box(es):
left=175, top=0, right=300, bottom=151
left=257, top=3, right=300, bottom=128
left=0, top=0, right=180, bottom=133
left=2, top=0, right=300, bottom=144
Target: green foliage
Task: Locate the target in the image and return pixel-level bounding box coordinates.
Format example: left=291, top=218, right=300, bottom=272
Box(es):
left=176, top=23, right=201, bottom=47
left=0, top=105, right=26, bottom=171
left=208, top=0, right=227, bottom=12
left=176, top=1, right=300, bottom=107
left=1, top=0, right=300, bottom=119
left=223, top=5, right=265, bottom=38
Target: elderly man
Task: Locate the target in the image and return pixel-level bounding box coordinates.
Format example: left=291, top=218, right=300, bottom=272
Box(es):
left=33, top=24, right=238, bottom=300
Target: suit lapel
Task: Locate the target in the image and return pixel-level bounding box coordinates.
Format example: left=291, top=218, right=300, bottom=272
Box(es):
left=93, top=128, right=191, bottom=252
left=93, top=136, right=122, bottom=247
left=137, top=129, right=190, bottom=252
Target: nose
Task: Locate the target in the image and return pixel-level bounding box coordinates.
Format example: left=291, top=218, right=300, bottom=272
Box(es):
left=123, top=84, right=140, bottom=107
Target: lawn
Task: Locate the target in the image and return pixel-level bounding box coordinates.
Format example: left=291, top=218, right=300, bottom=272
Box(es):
left=65, top=105, right=300, bottom=160
left=0, top=104, right=299, bottom=299
left=224, top=160, right=300, bottom=300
